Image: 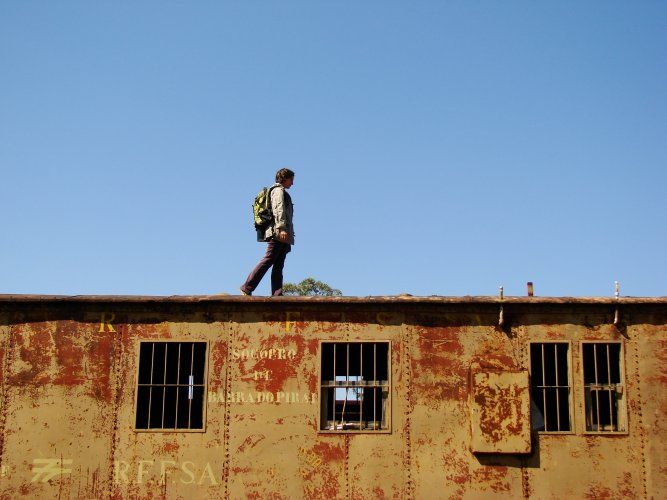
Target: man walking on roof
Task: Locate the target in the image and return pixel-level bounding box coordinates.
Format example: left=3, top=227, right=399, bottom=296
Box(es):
left=240, top=168, right=295, bottom=296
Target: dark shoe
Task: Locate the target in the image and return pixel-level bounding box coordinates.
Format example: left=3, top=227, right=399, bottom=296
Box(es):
left=239, top=287, right=251, bottom=296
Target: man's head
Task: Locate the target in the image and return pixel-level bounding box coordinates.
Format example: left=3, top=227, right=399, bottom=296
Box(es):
left=275, top=168, right=295, bottom=189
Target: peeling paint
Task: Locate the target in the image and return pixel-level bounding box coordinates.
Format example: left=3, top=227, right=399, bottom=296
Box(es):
left=0, top=296, right=663, bottom=498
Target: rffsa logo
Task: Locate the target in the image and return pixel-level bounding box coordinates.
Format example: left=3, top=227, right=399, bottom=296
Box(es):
left=114, top=460, right=218, bottom=485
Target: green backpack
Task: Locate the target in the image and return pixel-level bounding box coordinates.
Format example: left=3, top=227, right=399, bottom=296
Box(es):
left=252, top=186, right=276, bottom=230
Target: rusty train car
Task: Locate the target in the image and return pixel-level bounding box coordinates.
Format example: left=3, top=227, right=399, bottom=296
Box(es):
left=0, top=294, right=664, bottom=498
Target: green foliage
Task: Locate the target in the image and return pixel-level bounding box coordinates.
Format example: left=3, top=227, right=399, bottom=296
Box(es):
left=283, top=278, right=342, bottom=297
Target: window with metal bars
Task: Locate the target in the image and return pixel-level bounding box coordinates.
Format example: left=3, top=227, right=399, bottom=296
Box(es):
left=582, top=342, right=626, bottom=432
left=529, top=343, right=571, bottom=432
left=320, top=342, right=390, bottom=432
left=135, top=341, right=207, bottom=431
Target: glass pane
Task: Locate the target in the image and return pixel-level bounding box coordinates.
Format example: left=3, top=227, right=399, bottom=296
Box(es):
left=583, top=344, right=596, bottom=384
left=530, top=344, right=544, bottom=386
left=165, top=343, right=179, bottom=385
left=361, top=344, right=375, bottom=383
left=163, top=386, right=177, bottom=428
left=597, top=389, right=612, bottom=429
left=322, top=387, right=334, bottom=423
left=609, top=344, right=621, bottom=384
left=138, top=343, right=154, bottom=384
left=151, top=343, right=166, bottom=385
left=558, top=387, right=571, bottom=431
left=556, top=344, right=569, bottom=387
left=530, top=388, right=545, bottom=430
left=334, top=343, right=347, bottom=378
left=543, top=345, right=556, bottom=386
left=362, top=387, right=375, bottom=428
left=375, top=343, right=389, bottom=383
left=376, top=387, right=386, bottom=428
left=190, top=387, right=204, bottom=429
left=178, top=343, right=193, bottom=385
left=135, top=386, right=150, bottom=429
left=149, top=387, right=164, bottom=429
left=321, top=344, right=334, bottom=382
left=176, top=387, right=191, bottom=428
left=544, top=388, right=559, bottom=431
left=192, top=342, right=207, bottom=385
left=348, top=343, right=361, bottom=377
left=596, top=345, right=610, bottom=384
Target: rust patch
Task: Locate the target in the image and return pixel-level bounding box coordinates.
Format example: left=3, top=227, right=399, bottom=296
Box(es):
left=471, top=353, right=516, bottom=371
left=162, top=442, right=179, bottom=454
left=584, top=483, right=614, bottom=499
left=246, top=334, right=307, bottom=393
left=445, top=455, right=470, bottom=491
left=210, top=341, right=228, bottom=392
left=237, top=434, right=266, bottom=454
left=312, top=441, right=346, bottom=462
left=52, top=321, right=115, bottom=402
left=472, top=465, right=511, bottom=492
left=412, top=326, right=468, bottom=405
left=10, top=322, right=54, bottom=386
left=307, top=373, right=318, bottom=394
left=470, top=371, right=531, bottom=453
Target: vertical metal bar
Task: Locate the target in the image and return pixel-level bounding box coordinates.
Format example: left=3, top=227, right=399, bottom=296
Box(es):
left=161, top=343, right=168, bottom=428
left=373, top=343, right=377, bottom=430
left=346, top=343, right=349, bottom=386
left=554, top=344, right=561, bottom=431
left=541, top=344, right=547, bottom=431
left=333, top=344, right=336, bottom=423
left=344, top=343, right=349, bottom=426
left=187, top=344, right=194, bottom=429
left=565, top=343, right=586, bottom=431
left=593, top=344, right=601, bottom=431
left=147, top=343, right=155, bottom=428
left=174, top=343, right=181, bottom=428
left=330, top=387, right=335, bottom=429
left=360, top=344, right=363, bottom=429
left=607, top=344, right=614, bottom=430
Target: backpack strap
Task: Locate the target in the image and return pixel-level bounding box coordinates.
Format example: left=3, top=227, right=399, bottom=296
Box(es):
left=266, top=185, right=277, bottom=209
left=265, top=185, right=279, bottom=224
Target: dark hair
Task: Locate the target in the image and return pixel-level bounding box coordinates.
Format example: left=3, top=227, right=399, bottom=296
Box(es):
left=275, top=168, right=295, bottom=183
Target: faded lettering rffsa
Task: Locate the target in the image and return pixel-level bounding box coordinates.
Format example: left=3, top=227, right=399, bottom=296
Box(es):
left=99, top=312, right=116, bottom=333
left=285, top=311, right=301, bottom=333
left=114, top=460, right=218, bottom=486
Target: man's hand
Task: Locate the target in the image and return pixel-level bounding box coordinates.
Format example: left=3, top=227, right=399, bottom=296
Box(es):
left=278, top=230, right=288, bottom=243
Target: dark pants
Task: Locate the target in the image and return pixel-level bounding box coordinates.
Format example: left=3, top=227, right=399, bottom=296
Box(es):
left=241, top=242, right=291, bottom=296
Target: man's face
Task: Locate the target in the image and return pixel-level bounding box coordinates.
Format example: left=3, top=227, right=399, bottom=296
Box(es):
left=282, top=176, right=294, bottom=189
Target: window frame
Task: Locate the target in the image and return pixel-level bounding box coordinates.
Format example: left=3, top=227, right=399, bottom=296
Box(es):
left=317, top=340, right=392, bottom=434
left=580, top=340, right=628, bottom=435
left=133, top=339, right=209, bottom=433
left=528, top=340, right=575, bottom=435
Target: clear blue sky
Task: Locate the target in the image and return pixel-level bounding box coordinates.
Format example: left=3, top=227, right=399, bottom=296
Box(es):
left=1, top=1, right=665, bottom=297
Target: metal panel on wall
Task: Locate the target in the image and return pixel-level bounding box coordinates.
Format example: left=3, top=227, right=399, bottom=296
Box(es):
left=470, top=370, right=531, bottom=454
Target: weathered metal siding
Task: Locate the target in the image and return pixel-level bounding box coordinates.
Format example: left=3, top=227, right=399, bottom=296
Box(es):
left=633, top=317, right=667, bottom=497
left=517, top=311, right=644, bottom=498
left=0, top=298, right=664, bottom=499
left=0, top=314, right=116, bottom=498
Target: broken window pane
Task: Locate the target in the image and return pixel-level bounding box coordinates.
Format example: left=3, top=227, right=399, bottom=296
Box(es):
left=583, top=342, right=625, bottom=432
left=320, top=342, right=390, bottom=432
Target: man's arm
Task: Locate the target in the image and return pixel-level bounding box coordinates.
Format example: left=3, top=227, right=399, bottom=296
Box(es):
left=271, top=187, right=289, bottom=243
